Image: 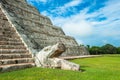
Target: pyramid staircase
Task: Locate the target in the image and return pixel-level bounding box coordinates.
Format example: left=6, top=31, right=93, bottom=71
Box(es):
left=0, top=8, right=34, bottom=72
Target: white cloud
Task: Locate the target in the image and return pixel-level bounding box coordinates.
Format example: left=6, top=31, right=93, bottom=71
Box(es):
left=27, top=0, right=47, bottom=4
left=49, top=8, right=93, bottom=37
left=48, top=0, right=120, bottom=45
left=63, top=19, right=93, bottom=37
left=76, top=39, right=84, bottom=44
left=50, top=0, right=82, bottom=14
left=63, top=0, right=82, bottom=8
left=28, top=0, right=120, bottom=46
left=92, top=0, right=120, bottom=38
left=102, top=40, right=109, bottom=44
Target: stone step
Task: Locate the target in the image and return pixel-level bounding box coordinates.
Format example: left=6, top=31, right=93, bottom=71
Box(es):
left=0, top=58, right=34, bottom=66
left=0, top=38, right=21, bottom=42
left=0, top=45, right=26, bottom=49
left=0, top=29, right=16, bottom=34
left=0, top=26, right=15, bottom=32
left=0, top=54, right=32, bottom=59
left=0, top=36, right=20, bottom=41
left=0, top=41, right=24, bottom=45
left=0, top=31, right=16, bottom=35
left=0, top=63, right=35, bottom=72
left=0, top=49, right=28, bottom=54
left=0, top=27, right=15, bottom=32
left=0, top=27, right=16, bottom=32
left=0, top=34, right=20, bottom=38
left=0, top=52, right=29, bottom=54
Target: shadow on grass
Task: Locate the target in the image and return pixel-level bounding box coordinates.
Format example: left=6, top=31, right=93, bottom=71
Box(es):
left=80, top=66, right=89, bottom=72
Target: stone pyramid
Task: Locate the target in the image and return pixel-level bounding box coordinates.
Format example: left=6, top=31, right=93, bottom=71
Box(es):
left=0, top=2, right=34, bottom=72
left=0, top=0, right=89, bottom=62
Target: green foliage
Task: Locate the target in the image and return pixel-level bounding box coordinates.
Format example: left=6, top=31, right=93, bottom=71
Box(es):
left=88, top=44, right=119, bottom=54
left=89, top=46, right=101, bottom=55
left=117, top=47, right=120, bottom=54
left=0, top=55, right=120, bottom=80
left=101, top=44, right=117, bottom=54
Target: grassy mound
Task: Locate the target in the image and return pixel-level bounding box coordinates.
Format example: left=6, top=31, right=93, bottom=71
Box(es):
left=0, top=55, right=120, bottom=80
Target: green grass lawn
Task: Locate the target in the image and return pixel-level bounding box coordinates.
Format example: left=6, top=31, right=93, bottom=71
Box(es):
left=0, top=54, right=120, bottom=80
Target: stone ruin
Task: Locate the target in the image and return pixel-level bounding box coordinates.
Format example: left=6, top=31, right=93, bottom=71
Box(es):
left=35, top=43, right=80, bottom=71
left=0, top=0, right=89, bottom=72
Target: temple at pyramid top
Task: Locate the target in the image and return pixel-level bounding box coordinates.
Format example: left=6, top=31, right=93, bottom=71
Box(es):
left=0, top=0, right=89, bottom=57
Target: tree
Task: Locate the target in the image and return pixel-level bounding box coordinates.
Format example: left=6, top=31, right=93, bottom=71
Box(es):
left=117, top=47, right=120, bottom=54
left=86, top=45, right=90, bottom=49
left=87, top=44, right=119, bottom=54
left=101, top=44, right=117, bottom=54
left=89, top=46, right=101, bottom=55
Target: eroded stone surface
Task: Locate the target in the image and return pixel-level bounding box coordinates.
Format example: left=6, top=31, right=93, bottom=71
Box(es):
left=0, top=0, right=89, bottom=57
left=35, top=43, right=80, bottom=71
left=0, top=3, right=34, bottom=72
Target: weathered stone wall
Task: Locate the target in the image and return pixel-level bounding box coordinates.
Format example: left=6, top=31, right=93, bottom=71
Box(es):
left=0, top=0, right=89, bottom=56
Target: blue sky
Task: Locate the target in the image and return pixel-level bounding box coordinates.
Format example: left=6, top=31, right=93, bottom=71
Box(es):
left=26, top=0, right=120, bottom=47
